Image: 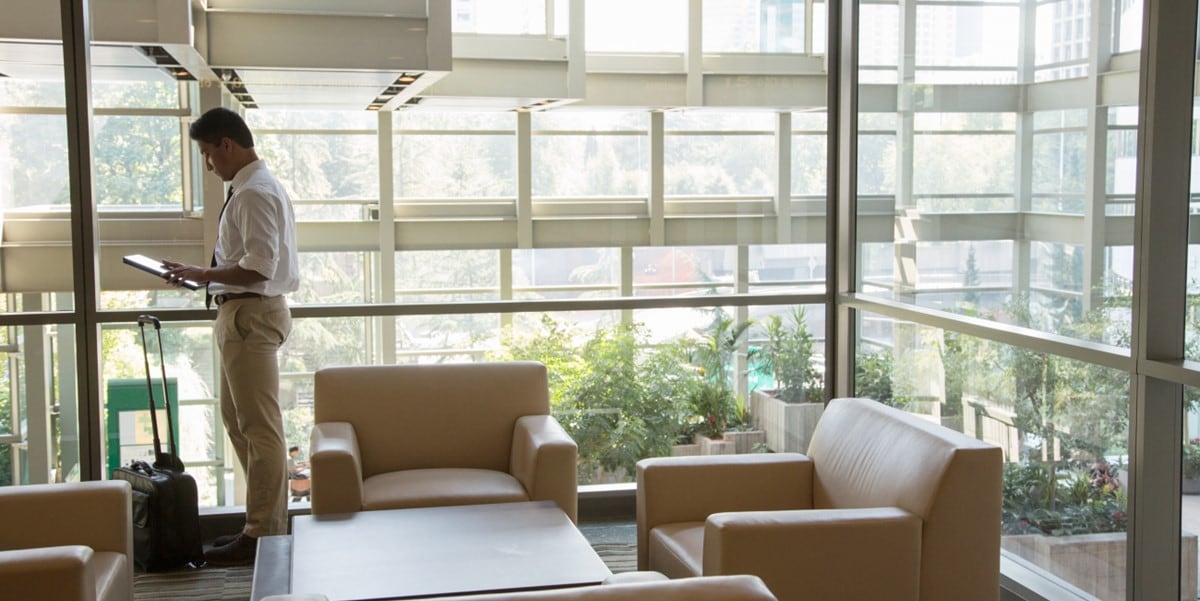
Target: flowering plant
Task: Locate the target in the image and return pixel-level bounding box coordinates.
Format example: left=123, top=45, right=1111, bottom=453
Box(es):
left=1183, top=438, right=1200, bottom=479
left=1002, top=461, right=1127, bottom=536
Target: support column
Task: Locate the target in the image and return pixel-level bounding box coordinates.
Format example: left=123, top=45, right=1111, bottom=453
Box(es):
left=736, top=246, right=750, bottom=403
left=892, top=0, right=918, bottom=306
left=889, top=0, right=920, bottom=400
left=621, top=247, right=634, bottom=325
left=686, top=0, right=703, bottom=106
left=378, top=111, right=397, bottom=364
left=1013, top=0, right=1036, bottom=298
left=22, top=295, right=52, bottom=484
left=1128, top=0, right=1198, bottom=596
left=829, top=0, right=857, bottom=399
left=649, top=111, right=666, bottom=246
left=61, top=0, right=102, bottom=481
left=775, top=112, right=793, bottom=244
left=1081, top=0, right=1115, bottom=313
left=517, top=111, right=533, bottom=249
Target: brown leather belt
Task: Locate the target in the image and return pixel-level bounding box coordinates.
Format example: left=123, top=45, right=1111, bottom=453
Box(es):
left=213, top=292, right=264, bottom=306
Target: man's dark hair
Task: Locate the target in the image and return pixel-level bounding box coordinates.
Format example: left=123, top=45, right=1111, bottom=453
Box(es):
left=289, top=445, right=300, bottom=453
left=189, top=107, right=254, bottom=148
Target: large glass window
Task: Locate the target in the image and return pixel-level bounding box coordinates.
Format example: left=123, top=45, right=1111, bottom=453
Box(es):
left=703, top=0, right=813, bottom=54
left=394, top=113, right=515, bottom=200
left=666, top=112, right=775, bottom=200
left=450, top=0, right=547, bottom=35
left=586, top=0, right=687, bottom=52
left=859, top=0, right=1136, bottom=345
left=532, top=112, right=648, bottom=198
left=857, top=311, right=1132, bottom=598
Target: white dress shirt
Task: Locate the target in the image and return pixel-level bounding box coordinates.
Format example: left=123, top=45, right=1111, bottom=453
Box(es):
left=209, top=160, right=300, bottom=298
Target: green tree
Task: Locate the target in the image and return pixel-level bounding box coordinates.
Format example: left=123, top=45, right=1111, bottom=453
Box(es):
left=491, top=318, right=694, bottom=482
left=761, top=306, right=823, bottom=402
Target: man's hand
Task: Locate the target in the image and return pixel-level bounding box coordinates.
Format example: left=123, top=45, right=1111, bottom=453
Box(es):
left=162, top=260, right=210, bottom=288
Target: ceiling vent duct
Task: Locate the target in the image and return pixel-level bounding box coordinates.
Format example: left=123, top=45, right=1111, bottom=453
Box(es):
left=199, top=1, right=451, bottom=110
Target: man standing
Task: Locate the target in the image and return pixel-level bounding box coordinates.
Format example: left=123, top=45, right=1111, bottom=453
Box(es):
left=164, top=107, right=299, bottom=566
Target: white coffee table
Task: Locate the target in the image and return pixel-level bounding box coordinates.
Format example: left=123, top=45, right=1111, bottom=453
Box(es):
left=251, top=501, right=611, bottom=601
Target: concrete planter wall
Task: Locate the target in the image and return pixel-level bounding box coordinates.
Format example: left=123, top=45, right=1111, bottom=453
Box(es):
left=672, top=430, right=766, bottom=456
left=750, top=390, right=824, bottom=453
left=1002, top=532, right=1198, bottom=601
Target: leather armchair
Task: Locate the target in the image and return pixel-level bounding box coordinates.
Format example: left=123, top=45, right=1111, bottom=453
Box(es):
left=0, top=480, right=133, bottom=601
left=637, top=397, right=1002, bottom=601
left=310, top=362, right=579, bottom=522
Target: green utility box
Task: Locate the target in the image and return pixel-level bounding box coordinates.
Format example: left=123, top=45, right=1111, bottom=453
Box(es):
left=105, top=378, right=179, bottom=477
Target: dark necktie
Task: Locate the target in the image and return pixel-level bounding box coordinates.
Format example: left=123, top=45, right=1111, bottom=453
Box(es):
left=205, top=186, right=233, bottom=310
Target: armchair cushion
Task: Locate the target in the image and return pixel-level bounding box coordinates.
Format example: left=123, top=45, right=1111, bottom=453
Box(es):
left=363, top=469, right=528, bottom=511
left=647, top=522, right=705, bottom=578
left=704, top=508, right=921, bottom=601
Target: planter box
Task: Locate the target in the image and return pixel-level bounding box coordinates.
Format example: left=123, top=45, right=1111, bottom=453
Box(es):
left=671, top=443, right=701, bottom=456
left=750, top=390, right=823, bottom=453
left=697, top=435, right=737, bottom=455
left=723, top=429, right=767, bottom=454
left=1002, top=531, right=1198, bottom=601
left=1185, top=478, right=1200, bottom=495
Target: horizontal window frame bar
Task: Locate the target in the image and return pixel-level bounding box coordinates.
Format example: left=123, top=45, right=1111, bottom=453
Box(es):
left=89, top=292, right=826, bottom=325
left=532, top=130, right=648, bottom=136
left=913, top=129, right=1015, bottom=135
left=0, top=106, right=188, bottom=117
left=394, top=129, right=515, bottom=136
left=842, top=293, right=1134, bottom=372
left=256, top=129, right=375, bottom=136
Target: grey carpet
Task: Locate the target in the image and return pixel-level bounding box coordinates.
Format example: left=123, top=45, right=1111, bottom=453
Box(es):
left=134, top=541, right=637, bottom=601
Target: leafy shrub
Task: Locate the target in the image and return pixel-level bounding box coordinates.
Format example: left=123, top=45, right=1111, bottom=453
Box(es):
left=1184, top=438, right=1200, bottom=479
left=687, top=380, right=732, bottom=438
left=1001, top=460, right=1127, bottom=537
left=491, top=317, right=696, bottom=481
left=761, top=306, right=823, bottom=403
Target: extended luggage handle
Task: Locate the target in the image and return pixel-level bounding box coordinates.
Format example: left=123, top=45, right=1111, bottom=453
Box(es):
left=137, top=314, right=185, bottom=472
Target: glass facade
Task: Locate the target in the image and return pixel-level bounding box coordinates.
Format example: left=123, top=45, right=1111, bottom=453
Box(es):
left=4, top=0, right=1200, bottom=596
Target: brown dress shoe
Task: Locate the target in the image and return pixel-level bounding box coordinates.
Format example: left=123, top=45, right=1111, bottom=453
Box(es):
left=211, top=532, right=240, bottom=548
left=204, top=533, right=257, bottom=567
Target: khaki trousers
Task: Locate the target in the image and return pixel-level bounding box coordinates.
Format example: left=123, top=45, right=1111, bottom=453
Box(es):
left=216, top=295, right=292, bottom=538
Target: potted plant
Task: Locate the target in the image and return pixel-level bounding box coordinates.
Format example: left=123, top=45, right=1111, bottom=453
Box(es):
left=687, top=379, right=736, bottom=454
left=751, top=306, right=825, bottom=453
left=673, top=317, right=764, bottom=455
left=1184, top=438, right=1200, bottom=494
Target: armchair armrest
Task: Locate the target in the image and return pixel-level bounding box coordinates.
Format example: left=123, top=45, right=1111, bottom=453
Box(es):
left=310, top=422, right=364, bottom=515
left=0, top=545, right=97, bottom=601
left=510, top=415, right=578, bottom=523
left=704, top=507, right=921, bottom=601
left=636, top=454, right=812, bottom=570
left=0, top=481, right=131, bottom=558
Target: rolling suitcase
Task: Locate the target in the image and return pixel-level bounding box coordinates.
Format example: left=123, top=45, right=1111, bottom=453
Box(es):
left=112, top=314, right=205, bottom=571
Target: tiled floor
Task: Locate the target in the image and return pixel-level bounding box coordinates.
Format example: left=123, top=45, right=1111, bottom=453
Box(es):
left=578, top=520, right=636, bottom=545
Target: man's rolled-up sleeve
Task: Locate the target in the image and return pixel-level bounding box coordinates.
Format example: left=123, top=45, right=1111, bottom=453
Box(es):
left=237, top=189, right=282, bottom=278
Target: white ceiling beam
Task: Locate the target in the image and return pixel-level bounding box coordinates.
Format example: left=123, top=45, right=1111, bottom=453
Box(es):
left=205, top=0, right=430, bottom=18
left=204, top=12, right=431, bottom=71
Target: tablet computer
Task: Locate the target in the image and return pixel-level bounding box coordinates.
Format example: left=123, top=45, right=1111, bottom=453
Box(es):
left=123, top=254, right=203, bottom=291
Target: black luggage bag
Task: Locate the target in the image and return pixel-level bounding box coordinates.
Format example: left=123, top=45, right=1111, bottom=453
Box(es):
left=112, top=314, right=205, bottom=571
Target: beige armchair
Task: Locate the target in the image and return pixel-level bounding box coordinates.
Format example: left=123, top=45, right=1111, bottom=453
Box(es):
left=637, top=397, right=1002, bottom=601
left=310, top=362, right=579, bottom=522
left=0, top=480, right=133, bottom=601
